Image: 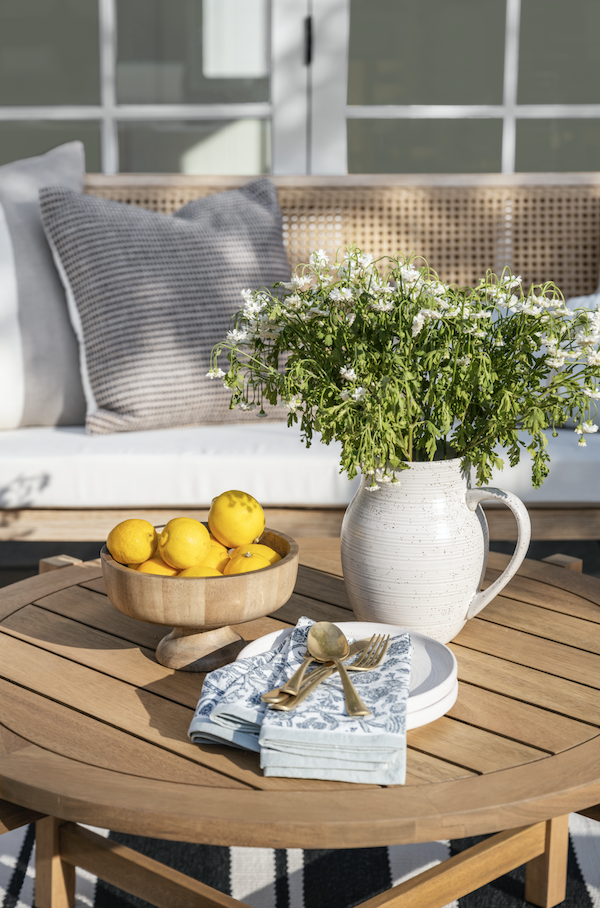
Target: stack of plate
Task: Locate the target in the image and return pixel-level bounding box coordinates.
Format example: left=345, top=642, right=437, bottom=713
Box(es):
left=238, top=621, right=458, bottom=730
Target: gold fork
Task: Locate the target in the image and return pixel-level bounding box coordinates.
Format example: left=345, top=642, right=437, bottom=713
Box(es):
left=269, top=634, right=390, bottom=712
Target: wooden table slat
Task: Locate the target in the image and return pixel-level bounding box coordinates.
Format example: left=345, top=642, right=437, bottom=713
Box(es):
left=487, top=551, right=600, bottom=607
left=407, top=716, right=547, bottom=774
left=292, top=565, right=353, bottom=611
left=478, top=596, right=600, bottom=655
left=35, top=586, right=167, bottom=649
left=483, top=570, right=600, bottom=624
left=446, top=682, right=598, bottom=754
left=404, top=749, right=476, bottom=785
left=451, top=643, right=600, bottom=726
left=0, top=679, right=249, bottom=789
left=454, top=618, right=600, bottom=690
left=0, top=564, right=103, bottom=620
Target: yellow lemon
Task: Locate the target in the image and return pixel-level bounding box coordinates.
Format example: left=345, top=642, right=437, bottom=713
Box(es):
left=136, top=555, right=180, bottom=576
left=230, top=543, right=281, bottom=565
left=203, top=540, right=231, bottom=573
left=107, top=519, right=157, bottom=565
left=208, top=490, right=265, bottom=548
left=158, top=517, right=211, bottom=570
left=224, top=551, right=271, bottom=575
left=179, top=564, right=223, bottom=577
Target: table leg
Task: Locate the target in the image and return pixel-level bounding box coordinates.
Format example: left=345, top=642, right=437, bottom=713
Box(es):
left=524, top=815, right=569, bottom=908
left=35, top=817, right=75, bottom=908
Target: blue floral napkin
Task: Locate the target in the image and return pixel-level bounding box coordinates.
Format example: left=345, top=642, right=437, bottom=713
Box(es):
left=187, top=617, right=412, bottom=785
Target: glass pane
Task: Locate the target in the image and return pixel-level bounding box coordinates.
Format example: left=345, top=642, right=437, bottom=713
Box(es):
left=348, top=0, right=505, bottom=106
left=518, top=0, right=600, bottom=104
left=516, top=120, right=600, bottom=172
left=348, top=120, right=502, bottom=173
left=0, top=0, right=99, bottom=105
left=118, top=120, right=270, bottom=174
left=0, top=122, right=101, bottom=170
left=117, top=0, right=269, bottom=104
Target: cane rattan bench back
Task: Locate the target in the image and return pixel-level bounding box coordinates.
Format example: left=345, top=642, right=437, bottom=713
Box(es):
left=85, top=174, right=600, bottom=300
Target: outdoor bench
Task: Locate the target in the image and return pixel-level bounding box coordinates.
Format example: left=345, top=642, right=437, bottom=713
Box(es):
left=2, top=172, right=600, bottom=545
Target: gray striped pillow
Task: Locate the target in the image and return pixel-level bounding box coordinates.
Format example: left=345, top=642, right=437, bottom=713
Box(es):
left=39, top=180, right=290, bottom=435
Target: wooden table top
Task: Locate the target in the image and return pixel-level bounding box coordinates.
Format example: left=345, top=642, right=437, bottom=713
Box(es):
left=0, top=539, right=600, bottom=850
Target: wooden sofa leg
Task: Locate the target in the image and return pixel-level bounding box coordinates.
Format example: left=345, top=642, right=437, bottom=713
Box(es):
left=38, top=555, right=82, bottom=575
left=35, top=817, right=75, bottom=908
left=540, top=553, right=583, bottom=572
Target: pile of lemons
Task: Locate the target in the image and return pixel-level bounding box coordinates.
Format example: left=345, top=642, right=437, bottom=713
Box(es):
left=106, top=490, right=281, bottom=577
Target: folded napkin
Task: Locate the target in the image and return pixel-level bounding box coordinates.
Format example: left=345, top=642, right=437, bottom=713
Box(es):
left=188, top=616, right=412, bottom=785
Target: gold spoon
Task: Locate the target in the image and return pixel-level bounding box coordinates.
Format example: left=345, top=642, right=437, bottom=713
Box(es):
left=306, top=621, right=370, bottom=716
left=261, top=637, right=371, bottom=704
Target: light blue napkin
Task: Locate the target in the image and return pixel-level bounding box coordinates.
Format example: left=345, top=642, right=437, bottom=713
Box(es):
left=188, top=616, right=412, bottom=785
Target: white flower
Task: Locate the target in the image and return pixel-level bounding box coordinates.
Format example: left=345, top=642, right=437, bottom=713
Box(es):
left=346, top=313, right=356, bottom=326
left=284, top=293, right=303, bottom=311
left=575, top=330, right=599, bottom=348
left=283, top=274, right=311, bottom=290
left=494, top=338, right=505, bottom=347
left=358, top=252, right=374, bottom=269
left=457, top=355, right=471, bottom=365
left=400, top=265, right=422, bottom=287
left=284, top=397, right=302, bottom=412
left=340, top=389, right=351, bottom=401
left=238, top=401, right=256, bottom=411
left=369, top=299, right=394, bottom=312
left=546, top=354, right=566, bottom=369
left=587, top=351, right=600, bottom=366
left=206, top=367, right=226, bottom=379
left=352, top=386, right=366, bottom=401
left=583, top=388, right=600, bottom=399
left=226, top=328, right=249, bottom=345
left=329, top=287, right=354, bottom=303
left=340, top=366, right=357, bottom=381
left=310, top=249, right=329, bottom=270
left=575, top=422, right=599, bottom=435
left=240, top=289, right=254, bottom=303
left=578, top=437, right=587, bottom=447
left=257, top=323, right=282, bottom=340
left=412, top=313, right=426, bottom=336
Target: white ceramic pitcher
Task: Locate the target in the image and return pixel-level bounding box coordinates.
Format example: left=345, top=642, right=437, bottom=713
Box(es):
left=340, top=458, right=531, bottom=643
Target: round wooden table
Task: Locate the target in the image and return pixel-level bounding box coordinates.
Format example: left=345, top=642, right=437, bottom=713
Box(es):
left=0, top=540, right=599, bottom=908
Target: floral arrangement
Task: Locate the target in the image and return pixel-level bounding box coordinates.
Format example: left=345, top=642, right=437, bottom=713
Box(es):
left=208, top=247, right=600, bottom=489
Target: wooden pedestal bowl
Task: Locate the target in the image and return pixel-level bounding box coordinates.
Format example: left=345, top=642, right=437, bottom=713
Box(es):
left=101, top=527, right=299, bottom=672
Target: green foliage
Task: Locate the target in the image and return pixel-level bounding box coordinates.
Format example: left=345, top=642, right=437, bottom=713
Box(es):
left=208, top=248, right=600, bottom=489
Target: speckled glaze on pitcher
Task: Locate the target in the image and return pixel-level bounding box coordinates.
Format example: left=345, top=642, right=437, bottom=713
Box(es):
left=340, top=459, right=531, bottom=643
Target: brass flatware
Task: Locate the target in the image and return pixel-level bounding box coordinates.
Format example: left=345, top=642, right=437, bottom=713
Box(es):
left=261, top=637, right=372, bottom=704
left=279, top=649, right=315, bottom=696
left=270, top=633, right=390, bottom=713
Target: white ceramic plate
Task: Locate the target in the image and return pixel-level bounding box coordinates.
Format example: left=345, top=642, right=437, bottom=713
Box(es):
left=237, top=621, right=458, bottom=717
left=406, top=679, right=458, bottom=730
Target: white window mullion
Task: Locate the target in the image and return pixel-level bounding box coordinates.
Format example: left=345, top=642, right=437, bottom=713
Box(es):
left=501, top=0, right=521, bottom=174
left=271, top=0, right=310, bottom=174
left=98, top=0, right=118, bottom=174
left=310, top=0, right=350, bottom=175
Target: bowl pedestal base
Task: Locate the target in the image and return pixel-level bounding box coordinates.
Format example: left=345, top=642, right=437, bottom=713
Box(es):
left=155, top=625, right=246, bottom=672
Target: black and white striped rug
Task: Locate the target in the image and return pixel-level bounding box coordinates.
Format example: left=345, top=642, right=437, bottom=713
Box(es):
left=1, top=815, right=599, bottom=908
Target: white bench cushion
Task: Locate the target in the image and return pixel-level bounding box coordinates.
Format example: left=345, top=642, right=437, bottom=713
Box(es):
left=0, top=424, right=596, bottom=509
left=0, top=423, right=359, bottom=509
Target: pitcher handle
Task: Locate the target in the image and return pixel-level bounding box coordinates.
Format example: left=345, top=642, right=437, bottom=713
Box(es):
left=465, top=487, right=531, bottom=620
